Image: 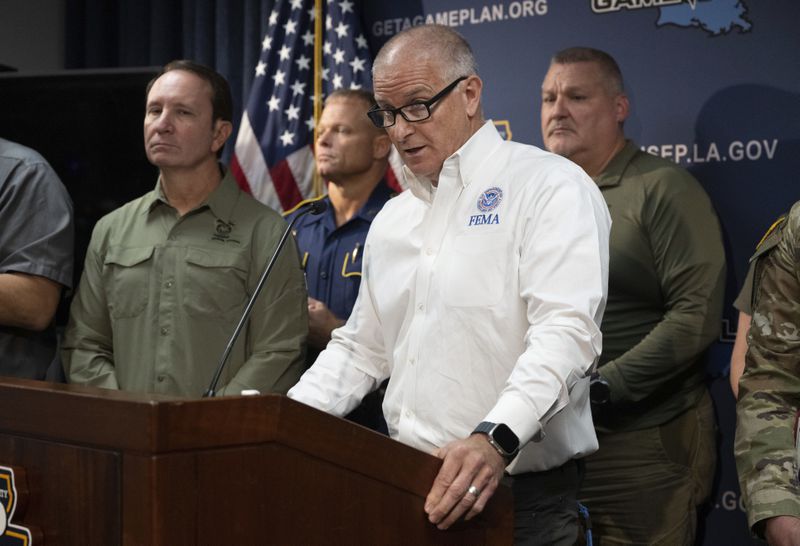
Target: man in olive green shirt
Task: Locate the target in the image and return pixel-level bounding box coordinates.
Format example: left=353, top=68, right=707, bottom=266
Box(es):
left=62, top=60, right=307, bottom=397
left=541, top=47, right=725, bottom=544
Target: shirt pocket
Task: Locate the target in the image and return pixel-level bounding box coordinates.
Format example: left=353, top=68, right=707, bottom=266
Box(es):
left=104, top=246, right=154, bottom=319
left=339, top=248, right=364, bottom=316
left=183, top=248, right=249, bottom=320
left=442, top=231, right=510, bottom=307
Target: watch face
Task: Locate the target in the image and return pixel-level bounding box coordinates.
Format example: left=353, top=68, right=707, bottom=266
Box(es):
left=492, top=423, right=519, bottom=453
left=590, top=378, right=611, bottom=405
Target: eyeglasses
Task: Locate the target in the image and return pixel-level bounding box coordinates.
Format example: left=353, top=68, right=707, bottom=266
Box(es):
left=367, top=76, right=468, bottom=129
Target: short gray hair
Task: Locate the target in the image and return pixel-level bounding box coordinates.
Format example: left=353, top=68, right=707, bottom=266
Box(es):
left=550, top=47, right=624, bottom=95
left=324, top=88, right=376, bottom=109
left=373, top=24, right=478, bottom=82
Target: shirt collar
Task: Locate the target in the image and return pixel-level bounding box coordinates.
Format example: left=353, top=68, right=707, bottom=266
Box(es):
left=143, top=181, right=165, bottom=213
left=145, top=165, right=240, bottom=220
left=205, top=168, right=242, bottom=220
left=404, top=120, right=502, bottom=204
left=305, top=178, right=395, bottom=228
left=593, top=139, right=638, bottom=188
left=357, top=178, right=394, bottom=222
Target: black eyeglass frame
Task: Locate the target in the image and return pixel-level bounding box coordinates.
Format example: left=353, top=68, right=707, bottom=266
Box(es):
left=366, top=76, right=469, bottom=129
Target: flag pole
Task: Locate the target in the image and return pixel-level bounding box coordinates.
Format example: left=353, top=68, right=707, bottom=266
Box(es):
left=312, top=0, right=323, bottom=198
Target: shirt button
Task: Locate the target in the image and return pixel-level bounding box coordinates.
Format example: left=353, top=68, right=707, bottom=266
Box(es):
left=160, top=327, right=169, bottom=336
left=320, top=272, right=328, bottom=279
left=409, top=358, right=415, bottom=365
left=425, top=248, right=434, bottom=256
left=165, top=280, right=174, bottom=288
left=157, top=375, right=165, bottom=382
left=417, top=303, right=424, bottom=312
left=405, top=410, right=413, bottom=418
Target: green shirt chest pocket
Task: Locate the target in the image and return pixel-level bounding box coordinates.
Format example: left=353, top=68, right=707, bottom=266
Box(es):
left=182, top=248, right=249, bottom=321
left=104, top=247, right=155, bottom=319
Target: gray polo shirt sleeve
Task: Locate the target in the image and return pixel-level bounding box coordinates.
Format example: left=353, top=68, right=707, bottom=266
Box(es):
left=0, top=143, right=74, bottom=287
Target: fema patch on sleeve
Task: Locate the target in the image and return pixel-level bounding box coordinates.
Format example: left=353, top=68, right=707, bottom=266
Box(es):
left=477, top=187, right=503, bottom=212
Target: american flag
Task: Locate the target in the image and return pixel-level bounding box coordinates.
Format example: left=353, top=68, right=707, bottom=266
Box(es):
left=231, top=0, right=403, bottom=212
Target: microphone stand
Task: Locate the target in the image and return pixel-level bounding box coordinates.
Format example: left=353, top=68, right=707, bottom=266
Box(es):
left=203, top=200, right=327, bottom=397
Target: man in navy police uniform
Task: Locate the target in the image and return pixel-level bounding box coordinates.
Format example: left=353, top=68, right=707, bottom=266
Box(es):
left=286, top=88, right=393, bottom=431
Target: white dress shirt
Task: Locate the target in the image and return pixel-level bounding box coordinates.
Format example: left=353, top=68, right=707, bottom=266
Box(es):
left=289, top=121, right=610, bottom=473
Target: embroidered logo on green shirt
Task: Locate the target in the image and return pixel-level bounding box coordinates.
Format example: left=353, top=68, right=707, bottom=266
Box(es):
left=212, top=219, right=240, bottom=244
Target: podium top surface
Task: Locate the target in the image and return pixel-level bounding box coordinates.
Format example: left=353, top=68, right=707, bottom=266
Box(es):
left=0, top=377, right=436, bottom=496
left=0, top=377, right=514, bottom=539
left=0, top=377, right=366, bottom=450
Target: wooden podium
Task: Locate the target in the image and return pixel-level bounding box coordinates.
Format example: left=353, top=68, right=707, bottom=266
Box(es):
left=0, top=378, right=512, bottom=545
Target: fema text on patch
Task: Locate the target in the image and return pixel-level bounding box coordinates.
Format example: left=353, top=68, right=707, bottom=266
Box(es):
left=468, top=214, right=500, bottom=226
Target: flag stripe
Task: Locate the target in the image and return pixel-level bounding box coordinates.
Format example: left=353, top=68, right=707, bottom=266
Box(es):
left=229, top=153, right=251, bottom=194
left=269, top=159, right=304, bottom=211
left=233, top=0, right=382, bottom=212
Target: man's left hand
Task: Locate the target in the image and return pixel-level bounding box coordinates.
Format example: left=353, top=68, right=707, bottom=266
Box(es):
left=424, top=434, right=507, bottom=530
left=307, top=297, right=345, bottom=349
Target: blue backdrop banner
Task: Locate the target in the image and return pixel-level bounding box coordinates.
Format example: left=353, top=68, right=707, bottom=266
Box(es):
left=356, top=2, right=798, bottom=544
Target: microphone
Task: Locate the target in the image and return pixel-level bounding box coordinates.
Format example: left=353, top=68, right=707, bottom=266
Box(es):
left=203, top=199, right=328, bottom=397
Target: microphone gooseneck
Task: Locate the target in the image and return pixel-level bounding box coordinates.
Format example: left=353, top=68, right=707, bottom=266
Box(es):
left=202, top=199, right=327, bottom=397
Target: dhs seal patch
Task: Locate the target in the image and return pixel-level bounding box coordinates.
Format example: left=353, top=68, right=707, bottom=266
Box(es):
left=477, top=187, right=503, bottom=212
left=469, top=187, right=503, bottom=227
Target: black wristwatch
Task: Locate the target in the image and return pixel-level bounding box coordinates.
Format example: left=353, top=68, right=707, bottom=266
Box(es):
left=589, top=372, right=611, bottom=406
left=472, top=421, right=520, bottom=461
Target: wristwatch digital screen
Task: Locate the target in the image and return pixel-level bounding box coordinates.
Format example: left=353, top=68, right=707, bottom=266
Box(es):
left=472, top=421, right=520, bottom=460
left=590, top=372, right=611, bottom=405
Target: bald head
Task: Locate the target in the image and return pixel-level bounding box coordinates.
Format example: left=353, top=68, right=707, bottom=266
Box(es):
left=373, top=25, right=479, bottom=82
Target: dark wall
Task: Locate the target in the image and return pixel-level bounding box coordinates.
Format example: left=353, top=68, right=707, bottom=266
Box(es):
left=0, top=68, right=159, bottom=324
left=0, top=0, right=65, bottom=71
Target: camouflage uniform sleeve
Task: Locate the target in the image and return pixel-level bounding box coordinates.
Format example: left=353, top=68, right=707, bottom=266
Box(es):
left=735, top=201, right=800, bottom=536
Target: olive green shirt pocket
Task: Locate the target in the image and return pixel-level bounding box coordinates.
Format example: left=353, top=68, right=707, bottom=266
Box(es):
left=104, top=246, right=154, bottom=319
left=183, top=248, right=249, bottom=321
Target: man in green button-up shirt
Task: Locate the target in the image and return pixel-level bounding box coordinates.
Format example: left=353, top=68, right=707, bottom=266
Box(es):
left=541, top=47, right=725, bottom=544
left=62, top=60, right=307, bottom=397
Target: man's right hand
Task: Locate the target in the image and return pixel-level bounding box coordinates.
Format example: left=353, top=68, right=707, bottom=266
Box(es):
left=424, top=434, right=507, bottom=530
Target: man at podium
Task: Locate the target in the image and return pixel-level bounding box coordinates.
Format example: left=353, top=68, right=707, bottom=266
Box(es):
left=289, top=25, right=610, bottom=545
left=62, top=61, right=307, bottom=398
